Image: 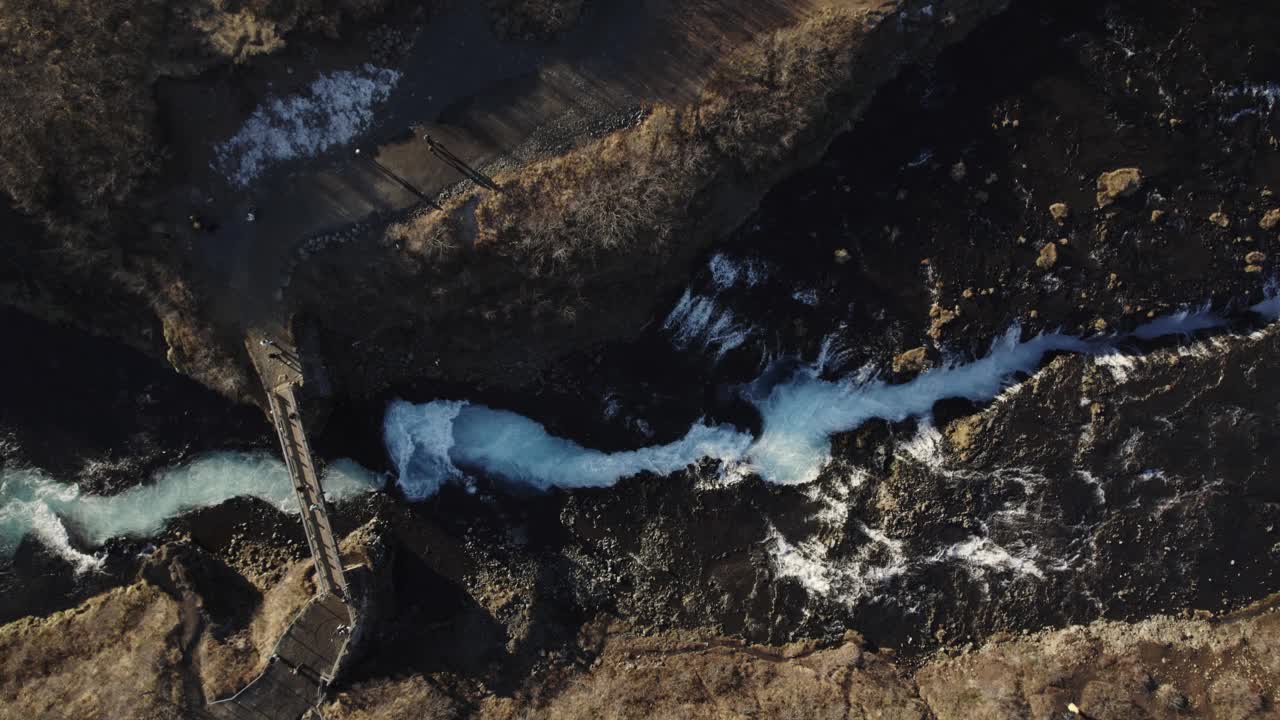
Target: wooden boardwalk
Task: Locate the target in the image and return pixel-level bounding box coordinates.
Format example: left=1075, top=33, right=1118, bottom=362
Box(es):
left=207, top=336, right=360, bottom=719
left=265, top=382, right=347, bottom=598
left=208, top=593, right=354, bottom=720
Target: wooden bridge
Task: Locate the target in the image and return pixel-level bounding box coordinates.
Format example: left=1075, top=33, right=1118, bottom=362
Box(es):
left=205, top=336, right=362, bottom=720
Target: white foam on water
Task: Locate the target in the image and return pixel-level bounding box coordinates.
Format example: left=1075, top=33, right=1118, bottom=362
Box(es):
left=0, top=452, right=379, bottom=573
left=708, top=253, right=741, bottom=290
left=1252, top=282, right=1280, bottom=320
left=1220, top=82, right=1280, bottom=123
left=898, top=423, right=947, bottom=469
left=214, top=64, right=401, bottom=187
left=1132, top=303, right=1223, bottom=340
left=767, top=521, right=909, bottom=601
left=742, top=328, right=1091, bottom=485
left=384, top=327, right=1096, bottom=494
left=707, top=253, right=769, bottom=290
left=1076, top=469, right=1107, bottom=506
left=385, top=302, right=1261, bottom=498
left=934, top=536, right=1045, bottom=578
left=814, top=331, right=854, bottom=376
left=384, top=399, right=466, bottom=500
left=662, top=290, right=752, bottom=360
left=792, top=288, right=819, bottom=306
left=387, top=400, right=753, bottom=500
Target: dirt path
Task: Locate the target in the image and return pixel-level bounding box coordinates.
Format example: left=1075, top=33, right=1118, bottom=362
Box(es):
left=159, top=0, right=842, bottom=335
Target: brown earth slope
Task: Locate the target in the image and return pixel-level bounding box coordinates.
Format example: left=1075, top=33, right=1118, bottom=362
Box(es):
left=288, top=0, right=1010, bottom=398
left=7, top=533, right=1274, bottom=719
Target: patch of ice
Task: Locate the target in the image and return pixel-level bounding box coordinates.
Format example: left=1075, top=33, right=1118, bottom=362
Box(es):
left=214, top=64, right=401, bottom=187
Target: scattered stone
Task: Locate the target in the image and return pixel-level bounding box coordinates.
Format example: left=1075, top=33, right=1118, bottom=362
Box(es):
left=1210, top=211, right=1231, bottom=228
left=1036, top=243, right=1059, bottom=270
left=1150, top=209, right=1166, bottom=224
left=1155, top=684, right=1190, bottom=711
left=1245, top=250, right=1267, bottom=264
left=1260, top=208, right=1280, bottom=230
left=928, top=303, right=958, bottom=340
left=833, top=248, right=851, bottom=264
left=945, top=414, right=983, bottom=457
left=1093, top=318, right=1108, bottom=332
left=984, top=172, right=998, bottom=185
left=1049, top=202, right=1070, bottom=223
left=1095, top=168, right=1143, bottom=207
left=892, top=347, right=930, bottom=376
left=950, top=160, right=967, bottom=182
left=1245, top=264, right=1264, bottom=274
left=962, top=287, right=975, bottom=299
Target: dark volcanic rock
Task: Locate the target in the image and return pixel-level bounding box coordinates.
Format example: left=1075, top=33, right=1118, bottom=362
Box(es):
left=0, top=307, right=269, bottom=494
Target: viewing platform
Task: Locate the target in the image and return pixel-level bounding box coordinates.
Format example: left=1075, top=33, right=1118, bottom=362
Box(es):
left=204, top=335, right=365, bottom=720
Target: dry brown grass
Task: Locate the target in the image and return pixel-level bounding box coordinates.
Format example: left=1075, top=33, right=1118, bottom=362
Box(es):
left=0, top=0, right=402, bottom=403
left=697, top=9, right=869, bottom=175
left=0, top=583, right=189, bottom=720
left=386, top=8, right=873, bottom=280
left=392, top=106, right=715, bottom=278
left=326, top=676, right=466, bottom=720
left=288, top=0, right=1008, bottom=393
left=197, top=557, right=314, bottom=699
left=0, top=0, right=166, bottom=229
left=0, top=0, right=399, bottom=231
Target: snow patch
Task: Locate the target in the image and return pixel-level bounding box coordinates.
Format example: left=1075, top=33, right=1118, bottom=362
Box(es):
left=214, top=64, right=401, bottom=187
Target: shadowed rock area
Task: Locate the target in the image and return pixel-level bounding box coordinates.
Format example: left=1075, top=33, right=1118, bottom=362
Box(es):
left=3, top=0, right=1280, bottom=717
